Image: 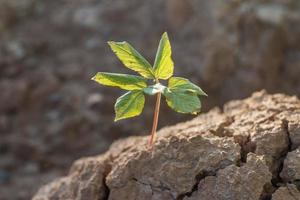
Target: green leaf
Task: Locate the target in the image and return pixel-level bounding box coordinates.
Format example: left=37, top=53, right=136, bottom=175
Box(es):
left=163, top=77, right=206, bottom=114
left=143, top=83, right=166, bottom=95
left=108, top=41, right=154, bottom=79
left=168, top=77, right=207, bottom=96
left=153, top=32, right=174, bottom=80
left=163, top=89, right=201, bottom=114
left=114, top=90, right=145, bottom=121
left=92, top=72, right=147, bottom=90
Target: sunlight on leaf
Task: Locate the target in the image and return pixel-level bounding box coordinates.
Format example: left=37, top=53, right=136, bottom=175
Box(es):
left=164, top=89, right=201, bottom=114
left=153, top=32, right=174, bottom=80
left=92, top=72, right=147, bottom=90
left=114, top=90, right=145, bottom=121
left=108, top=41, right=154, bottom=79
left=168, top=77, right=207, bottom=96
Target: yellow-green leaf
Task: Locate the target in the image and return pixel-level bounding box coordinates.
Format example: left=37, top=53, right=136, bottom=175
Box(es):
left=153, top=32, right=174, bottom=80
left=164, top=76, right=206, bottom=113
left=168, top=77, right=207, bottom=96
left=108, top=41, right=154, bottom=79
left=164, top=89, right=201, bottom=114
left=114, top=90, right=145, bottom=121
left=92, top=72, right=147, bottom=90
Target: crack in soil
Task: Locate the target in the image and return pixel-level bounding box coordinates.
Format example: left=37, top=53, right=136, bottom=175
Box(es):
left=260, top=119, right=294, bottom=200
left=273, top=119, right=292, bottom=183
left=176, top=170, right=217, bottom=200
left=102, top=157, right=112, bottom=200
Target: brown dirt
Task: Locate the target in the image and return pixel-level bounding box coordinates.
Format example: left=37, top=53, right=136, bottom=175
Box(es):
left=33, top=91, right=300, bottom=200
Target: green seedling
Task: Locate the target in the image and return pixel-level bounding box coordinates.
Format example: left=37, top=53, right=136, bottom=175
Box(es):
left=92, top=32, right=207, bottom=147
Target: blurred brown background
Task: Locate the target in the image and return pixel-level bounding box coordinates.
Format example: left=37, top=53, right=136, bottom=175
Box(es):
left=1, top=0, right=300, bottom=199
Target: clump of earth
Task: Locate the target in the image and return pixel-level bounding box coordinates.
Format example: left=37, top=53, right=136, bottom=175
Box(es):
left=33, top=91, right=300, bottom=200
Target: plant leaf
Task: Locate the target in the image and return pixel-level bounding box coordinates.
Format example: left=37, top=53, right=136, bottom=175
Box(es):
left=164, top=76, right=206, bottom=113
left=143, top=83, right=166, bottom=95
left=108, top=41, right=154, bottom=79
left=92, top=72, right=147, bottom=90
left=163, top=89, right=201, bottom=114
left=168, top=77, right=207, bottom=96
left=153, top=32, right=174, bottom=80
left=114, top=90, right=145, bottom=121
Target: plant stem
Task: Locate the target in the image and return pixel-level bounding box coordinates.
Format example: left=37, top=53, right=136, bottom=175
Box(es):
left=148, top=92, right=161, bottom=148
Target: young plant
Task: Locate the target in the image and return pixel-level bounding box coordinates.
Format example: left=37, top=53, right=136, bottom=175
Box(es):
left=92, top=32, right=207, bottom=147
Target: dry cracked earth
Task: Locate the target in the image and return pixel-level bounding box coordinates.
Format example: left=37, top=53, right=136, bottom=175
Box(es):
left=32, top=91, right=300, bottom=200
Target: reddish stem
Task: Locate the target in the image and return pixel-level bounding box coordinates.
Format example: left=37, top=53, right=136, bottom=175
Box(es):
left=148, top=92, right=161, bottom=148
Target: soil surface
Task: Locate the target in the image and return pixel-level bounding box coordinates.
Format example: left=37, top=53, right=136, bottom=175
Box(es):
left=33, top=91, right=300, bottom=200
left=1, top=0, right=300, bottom=199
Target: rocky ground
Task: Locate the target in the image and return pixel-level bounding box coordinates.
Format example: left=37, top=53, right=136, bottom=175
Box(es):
left=1, top=0, right=300, bottom=199
left=33, top=91, right=300, bottom=200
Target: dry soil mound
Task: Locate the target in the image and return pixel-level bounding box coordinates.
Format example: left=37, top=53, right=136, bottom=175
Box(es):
left=33, top=91, right=300, bottom=200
